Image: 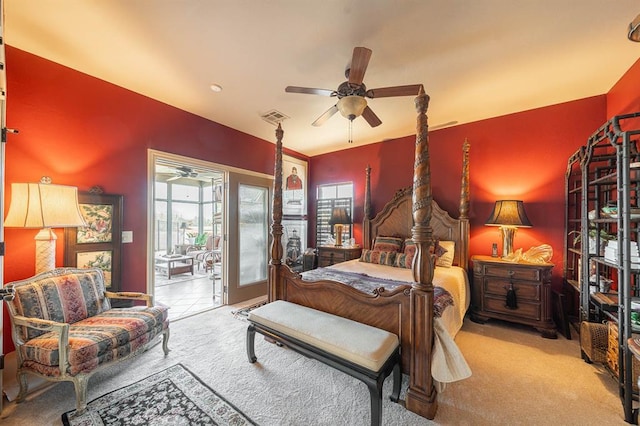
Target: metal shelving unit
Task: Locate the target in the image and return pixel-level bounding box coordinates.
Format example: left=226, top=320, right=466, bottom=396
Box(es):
left=565, top=112, right=640, bottom=423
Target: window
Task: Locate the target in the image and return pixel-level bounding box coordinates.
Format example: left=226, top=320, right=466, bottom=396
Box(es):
left=316, top=182, right=353, bottom=246
left=154, top=179, right=217, bottom=253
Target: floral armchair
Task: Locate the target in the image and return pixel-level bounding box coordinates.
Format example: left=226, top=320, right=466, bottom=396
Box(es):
left=2, top=268, right=170, bottom=414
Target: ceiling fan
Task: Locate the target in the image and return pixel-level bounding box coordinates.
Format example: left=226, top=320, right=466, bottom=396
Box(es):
left=167, top=166, right=198, bottom=181
left=285, top=47, right=423, bottom=128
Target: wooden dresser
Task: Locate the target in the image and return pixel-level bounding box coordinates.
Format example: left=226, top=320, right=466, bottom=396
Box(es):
left=471, top=255, right=556, bottom=338
left=317, top=246, right=362, bottom=267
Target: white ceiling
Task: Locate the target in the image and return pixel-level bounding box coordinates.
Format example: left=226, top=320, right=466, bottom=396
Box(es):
left=5, top=1, right=640, bottom=156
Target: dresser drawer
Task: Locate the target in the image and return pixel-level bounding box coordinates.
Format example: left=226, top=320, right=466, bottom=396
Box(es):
left=481, top=264, right=541, bottom=281
left=318, top=252, right=340, bottom=267
left=317, top=247, right=362, bottom=267
left=484, top=278, right=540, bottom=301
left=484, top=296, right=541, bottom=321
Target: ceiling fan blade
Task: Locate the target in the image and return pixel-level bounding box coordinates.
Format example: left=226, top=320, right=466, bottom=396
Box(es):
left=361, top=106, right=382, bottom=127
left=366, top=84, right=424, bottom=98
left=347, top=47, right=372, bottom=86
left=285, top=86, right=336, bottom=97
left=167, top=175, right=180, bottom=182
left=312, top=105, right=339, bottom=127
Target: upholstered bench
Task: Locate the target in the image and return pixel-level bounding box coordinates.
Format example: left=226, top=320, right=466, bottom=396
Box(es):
left=246, top=300, right=401, bottom=426
left=3, top=267, right=170, bottom=414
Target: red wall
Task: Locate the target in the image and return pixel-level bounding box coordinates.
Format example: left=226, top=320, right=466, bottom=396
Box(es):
left=310, top=97, right=606, bottom=287
left=607, top=57, right=640, bottom=117
left=4, top=47, right=292, bottom=286
left=2, top=47, right=307, bottom=350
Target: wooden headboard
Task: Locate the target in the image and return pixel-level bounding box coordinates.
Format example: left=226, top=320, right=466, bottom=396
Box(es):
left=362, top=141, right=470, bottom=270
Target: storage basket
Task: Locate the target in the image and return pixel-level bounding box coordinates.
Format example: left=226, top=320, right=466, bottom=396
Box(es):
left=580, top=321, right=608, bottom=363
left=606, top=321, right=640, bottom=391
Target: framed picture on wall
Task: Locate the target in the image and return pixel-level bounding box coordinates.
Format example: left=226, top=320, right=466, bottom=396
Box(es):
left=282, top=154, right=307, bottom=216
left=64, top=191, right=123, bottom=290
left=282, top=219, right=307, bottom=272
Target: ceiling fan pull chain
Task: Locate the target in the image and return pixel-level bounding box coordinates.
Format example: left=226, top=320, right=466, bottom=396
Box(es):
left=348, top=120, right=353, bottom=143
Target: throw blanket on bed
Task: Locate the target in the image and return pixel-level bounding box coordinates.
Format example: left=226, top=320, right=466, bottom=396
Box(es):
left=301, top=267, right=454, bottom=318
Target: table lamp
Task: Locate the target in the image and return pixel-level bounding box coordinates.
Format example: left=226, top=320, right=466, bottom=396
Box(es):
left=4, top=178, right=87, bottom=274
left=485, top=200, right=532, bottom=258
left=329, top=207, right=351, bottom=247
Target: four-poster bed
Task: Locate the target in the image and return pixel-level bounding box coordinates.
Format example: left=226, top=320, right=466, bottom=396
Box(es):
left=268, top=87, right=471, bottom=420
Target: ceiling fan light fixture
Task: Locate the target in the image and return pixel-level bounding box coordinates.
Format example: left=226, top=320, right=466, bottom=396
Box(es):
left=337, top=96, right=367, bottom=121
left=629, top=13, right=640, bottom=42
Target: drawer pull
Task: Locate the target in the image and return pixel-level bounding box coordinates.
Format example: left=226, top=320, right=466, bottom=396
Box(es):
left=505, top=282, right=518, bottom=309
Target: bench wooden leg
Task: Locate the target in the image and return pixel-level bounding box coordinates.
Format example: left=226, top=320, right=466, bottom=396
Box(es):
left=247, top=324, right=257, bottom=363
left=366, top=378, right=384, bottom=426
left=390, top=360, right=401, bottom=403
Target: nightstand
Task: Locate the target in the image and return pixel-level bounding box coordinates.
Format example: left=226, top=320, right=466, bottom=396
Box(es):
left=471, top=255, right=556, bottom=338
left=317, top=246, right=362, bottom=267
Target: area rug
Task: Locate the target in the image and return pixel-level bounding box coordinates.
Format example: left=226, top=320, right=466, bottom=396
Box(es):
left=231, top=299, right=267, bottom=321
left=61, top=363, right=255, bottom=426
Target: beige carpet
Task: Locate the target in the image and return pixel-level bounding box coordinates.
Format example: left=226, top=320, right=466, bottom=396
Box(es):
left=0, top=305, right=628, bottom=425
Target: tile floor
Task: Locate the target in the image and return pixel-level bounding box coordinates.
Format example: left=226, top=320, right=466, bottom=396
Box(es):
left=154, top=272, right=223, bottom=321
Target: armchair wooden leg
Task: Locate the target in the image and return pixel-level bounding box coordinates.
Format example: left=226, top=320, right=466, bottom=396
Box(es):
left=162, top=329, right=171, bottom=355
left=16, top=370, right=29, bottom=402
left=72, top=374, right=90, bottom=414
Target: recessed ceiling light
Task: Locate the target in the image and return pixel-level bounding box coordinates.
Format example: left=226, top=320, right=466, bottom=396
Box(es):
left=210, top=84, right=223, bottom=92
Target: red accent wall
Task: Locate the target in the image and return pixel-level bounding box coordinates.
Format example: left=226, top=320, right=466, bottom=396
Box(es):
left=310, top=97, right=606, bottom=285
left=607, top=57, right=640, bottom=117
left=1, top=47, right=309, bottom=351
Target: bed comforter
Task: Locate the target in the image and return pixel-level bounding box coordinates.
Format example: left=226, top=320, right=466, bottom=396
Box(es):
left=302, top=259, right=472, bottom=386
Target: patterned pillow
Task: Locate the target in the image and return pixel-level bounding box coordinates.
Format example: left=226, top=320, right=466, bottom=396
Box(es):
left=436, top=240, right=456, bottom=268
left=373, top=236, right=404, bottom=253
left=403, top=239, right=416, bottom=257
left=393, top=239, right=416, bottom=268
left=394, top=239, right=455, bottom=268
left=360, top=249, right=397, bottom=266
left=394, top=252, right=412, bottom=269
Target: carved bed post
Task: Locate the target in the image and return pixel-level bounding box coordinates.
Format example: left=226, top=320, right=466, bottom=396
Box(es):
left=406, top=86, right=438, bottom=419
left=363, top=164, right=372, bottom=249
left=459, top=139, right=470, bottom=268
left=268, top=123, right=284, bottom=302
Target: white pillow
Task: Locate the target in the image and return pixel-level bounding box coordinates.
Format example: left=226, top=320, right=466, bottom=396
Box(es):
left=436, top=240, right=455, bottom=268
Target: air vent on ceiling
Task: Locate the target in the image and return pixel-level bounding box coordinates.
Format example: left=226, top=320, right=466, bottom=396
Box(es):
left=261, top=109, right=289, bottom=126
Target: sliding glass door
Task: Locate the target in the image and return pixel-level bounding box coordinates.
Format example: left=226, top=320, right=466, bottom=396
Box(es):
left=226, top=172, right=271, bottom=304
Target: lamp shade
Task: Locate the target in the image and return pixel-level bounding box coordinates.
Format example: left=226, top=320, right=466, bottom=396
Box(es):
left=337, top=96, right=367, bottom=120
left=329, top=207, right=352, bottom=225
left=485, top=200, right=532, bottom=228
left=5, top=182, right=87, bottom=228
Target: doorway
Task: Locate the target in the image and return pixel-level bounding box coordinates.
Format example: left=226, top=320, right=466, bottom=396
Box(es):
left=150, top=152, right=226, bottom=319
left=147, top=150, right=271, bottom=318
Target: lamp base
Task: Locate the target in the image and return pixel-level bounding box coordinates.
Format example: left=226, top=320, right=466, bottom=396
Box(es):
left=334, top=224, right=344, bottom=247
left=34, top=228, right=57, bottom=274
left=500, top=226, right=517, bottom=258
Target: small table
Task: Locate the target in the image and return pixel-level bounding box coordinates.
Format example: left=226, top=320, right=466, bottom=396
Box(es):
left=155, top=255, right=194, bottom=279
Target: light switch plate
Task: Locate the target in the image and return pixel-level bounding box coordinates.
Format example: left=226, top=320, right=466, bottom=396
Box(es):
left=122, top=231, right=133, bottom=243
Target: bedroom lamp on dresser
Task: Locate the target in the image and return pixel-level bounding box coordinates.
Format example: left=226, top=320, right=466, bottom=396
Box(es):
left=329, top=206, right=352, bottom=247
left=485, top=200, right=532, bottom=258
